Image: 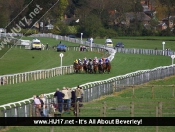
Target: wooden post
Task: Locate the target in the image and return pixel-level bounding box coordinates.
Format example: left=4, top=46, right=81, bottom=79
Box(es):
left=130, top=102, right=134, bottom=117
left=48, top=106, right=55, bottom=132
left=172, top=85, right=174, bottom=98
left=158, top=102, right=162, bottom=117
left=29, top=103, right=33, bottom=117
left=132, top=86, right=135, bottom=98
left=99, top=110, right=102, bottom=132
left=99, top=102, right=106, bottom=132
left=152, top=86, right=154, bottom=99
left=156, top=106, right=159, bottom=132
left=102, top=101, right=106, bottom=117
left=76, top=101, right=79, bottom=117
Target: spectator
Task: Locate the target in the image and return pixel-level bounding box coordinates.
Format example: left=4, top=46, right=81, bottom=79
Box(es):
left=1, top=76, right=3, bottom=85
left=40, top=94, right=47, bottom=117
left=54, top=88, right=64, bottom=113
left=71, top=89, right=76, bottom=108
left=33, top=95, right=41, bottom=117
left=62, top=87, right=69, bottom=112
left=75, top=86, right=82, bottom=103
left=1, top=76, right=6, bottom=85
left=46, top=43, right=49, bottom=50
left=80, top=46, right=82, bottom=51
left=67, top=87, right=72, bottom=112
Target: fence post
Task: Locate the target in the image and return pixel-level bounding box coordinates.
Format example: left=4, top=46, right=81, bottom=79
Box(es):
left=172, top=85, right=174, bottom=98
left=130, top=102, right=134, bottom=117
left=158, top=102, right=162, bottom=117
left=48, top=106, right=55, bottom=132
left=152, top=86, right=154, bottom=99
left=99, top=102, right=106, bottom=132
left=76, top=101, right=79, bottom=117
left=132, top=86, right=135, bottom=98
left=29, top=103, right=33, bottom=117
left=102, top=101, right=106, bottom=117
left=156, top=106, right=159, bottom=132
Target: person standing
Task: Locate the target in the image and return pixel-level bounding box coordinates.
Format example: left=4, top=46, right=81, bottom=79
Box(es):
left=54, top=88, right=64, bottom=113
left=33, top=95, right=41, bottom=117
left=75, top=86, right=82, bottom=103
left=67, top=87, right=72, bottom=112
left=62, top=87, right=69, bottom=112
left=71, top=89, right=76, bottom=108
left=46, top=43, right=49, bottom=50
left=40, top=94, right=47, bottom=117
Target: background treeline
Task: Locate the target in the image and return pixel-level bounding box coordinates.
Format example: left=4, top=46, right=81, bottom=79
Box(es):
left=0, top=0, right=175, bottom=38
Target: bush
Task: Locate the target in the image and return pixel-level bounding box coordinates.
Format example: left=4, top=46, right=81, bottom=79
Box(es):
left=105, top=28, right=118, bottom=38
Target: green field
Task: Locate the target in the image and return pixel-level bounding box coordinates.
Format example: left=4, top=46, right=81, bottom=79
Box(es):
left=0, top=51, right=172, bottom=105
left=18, top=36, right=175, bottom=50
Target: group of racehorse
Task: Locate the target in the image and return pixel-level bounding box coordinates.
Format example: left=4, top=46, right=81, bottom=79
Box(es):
left=73, top=61, right=111, bottom=74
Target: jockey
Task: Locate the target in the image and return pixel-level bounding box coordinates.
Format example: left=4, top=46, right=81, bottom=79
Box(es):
left=105, top=58, right=110, bottom=67
left=74, top=59, right=78, bottom=64
left=105, top=58, right=110, bottom=63
left=78, top=59, right=82, bottom=65
left=99, top=58, right=103, bottom=65
left=94, top=57, right=98, bottom=63
left=88, top=58, right=93, bottom=69
left=89, top=58, right=92, bottom=62
left=83, top=58, right=88, bottom=64
left=102, top=58, right=105, bottom=63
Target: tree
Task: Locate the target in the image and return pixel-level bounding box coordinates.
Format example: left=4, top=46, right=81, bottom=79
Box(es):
left=80, top=14, right=103, bottom=37
left=156, top=0, right=175, bottom=27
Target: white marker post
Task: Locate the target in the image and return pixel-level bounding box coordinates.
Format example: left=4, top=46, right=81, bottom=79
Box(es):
left=60, top=53, right=64, bottom=74
left=90, top=38, right=93, bottom=52
left=171, top=55, right=175, bottom=66
left=162, top=41, right=165, bottom=55
left=81, top=33, right=83, bottom=41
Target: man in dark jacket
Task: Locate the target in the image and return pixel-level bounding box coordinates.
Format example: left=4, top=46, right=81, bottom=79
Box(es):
left=54, top=88, right=64, bottom=113
left=71, top=90, right=76, bottom=107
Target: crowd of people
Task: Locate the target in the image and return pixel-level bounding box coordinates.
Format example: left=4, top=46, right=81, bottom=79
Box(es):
left=33, top=85, right=84, bottom=117
left=54, top=86, right=84, bottom=114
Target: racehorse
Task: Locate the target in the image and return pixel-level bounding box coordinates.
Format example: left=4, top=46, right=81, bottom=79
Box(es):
left=73, top=63, right=82, bottom=73
left=93, top=61, right=98, bottom=74
left=102, top=62, right=111, bottom=73
left=98, top=63, right=104, bottom=74
left=87, top=61, right=93, bottom=73
left=83, top=62, right=88, bottom=73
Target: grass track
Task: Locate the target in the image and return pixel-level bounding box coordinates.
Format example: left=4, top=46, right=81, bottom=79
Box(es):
left=0, top=53, right=171, bottom=105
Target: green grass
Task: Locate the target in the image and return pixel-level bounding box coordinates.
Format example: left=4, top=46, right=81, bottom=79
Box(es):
left=0, top=48, right=103, bottom=74
left=0, top=52, right=172, bottom=105
left=18, top=36, right=82, bottom=47
left=0, top=45, right=10, bottom=58
left=94, top=38, right=175, bottom=51
left=19, top=36, right=175, bottom=51
left=117, top=36, right=175, bottom=41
